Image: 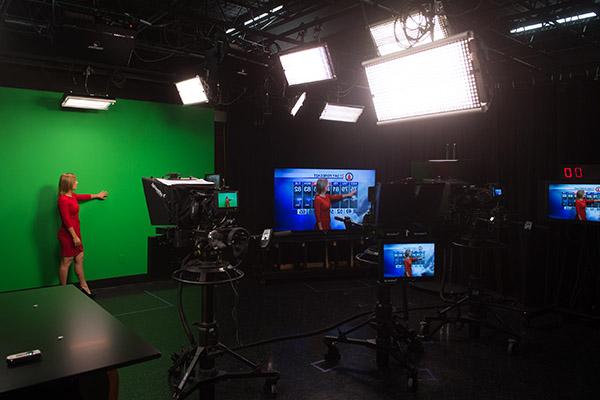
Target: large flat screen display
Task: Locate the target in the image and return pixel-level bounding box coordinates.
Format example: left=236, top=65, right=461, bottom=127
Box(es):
left=547, top=183, right=600, bottom=222
left=274, top=168, right=376, bottom=231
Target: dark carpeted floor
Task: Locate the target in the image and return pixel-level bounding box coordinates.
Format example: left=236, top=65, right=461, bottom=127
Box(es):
left=94, top=276, right=600, bottom=400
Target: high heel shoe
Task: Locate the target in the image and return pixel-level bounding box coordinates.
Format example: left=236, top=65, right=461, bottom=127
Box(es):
left=79, top=285, right=95, bottom=299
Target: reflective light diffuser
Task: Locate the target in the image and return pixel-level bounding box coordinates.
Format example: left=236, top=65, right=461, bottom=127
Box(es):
left=175, top=76, right=208, bottom=105
left=61, top=95, right=116, bottom=110
left=363, top=31, right=488, bottom=124
left=279, top=44, right=335, bottom=86
left=370, top=13, right=449, bottom=56
left=319, top=103, right=364, bottom=123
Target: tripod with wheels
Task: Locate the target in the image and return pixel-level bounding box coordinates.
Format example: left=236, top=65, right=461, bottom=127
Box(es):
left=419, top=240, right=524, bottom=354
left=323, top=280, right=423, bottom=392
left=169, top=261, right=280, bottom=400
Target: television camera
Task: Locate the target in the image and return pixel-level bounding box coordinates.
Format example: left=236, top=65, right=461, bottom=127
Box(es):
left=142, top=176, right=248, bottom=270
left=142, top=175, right=279, bottom=400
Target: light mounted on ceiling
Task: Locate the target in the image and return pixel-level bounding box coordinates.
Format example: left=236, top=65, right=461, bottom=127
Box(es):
left=61, top=94, right=116, bottom=110
left=290, top=92, right=306, bottom=116
left=175, top=76, right=209, bottom=105
left=279, top=44, right=336, bottom=86
left=226, top=5, right=284, bottom=35
left=319, top=103, right=364, bottom=123
left=363, top=31, right=488, bottom=124
left=369, top=12, right=449, bottom=56
left=509, top=11, right=597, bottom=34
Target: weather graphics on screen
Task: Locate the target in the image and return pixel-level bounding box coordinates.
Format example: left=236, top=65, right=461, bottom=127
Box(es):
left=274, top=168, right=376, bottom=231
left=547, top=183, right=600, bottom=222
left=382, top=242, right=435, bottom=280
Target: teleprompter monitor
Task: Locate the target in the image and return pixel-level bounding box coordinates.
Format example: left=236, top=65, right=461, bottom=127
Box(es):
left=142, top=177, right=213, bottom=225
left=205, top=174, right=221, bottom=189
left=373, top=182, right=446, bottom=230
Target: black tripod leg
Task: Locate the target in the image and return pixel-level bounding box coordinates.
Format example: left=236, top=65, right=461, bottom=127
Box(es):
left=420, top=295, right=471, bottom=339
left=173, top=346, right=204, bottom=400
left=438, top=294, right=471, bottom=315
left=336, top=315, right=377, bottom=338
left=218, top=343, right=259, bottom=370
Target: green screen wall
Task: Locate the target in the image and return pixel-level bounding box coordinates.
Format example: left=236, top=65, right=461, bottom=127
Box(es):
left=0, top=86, right=214, bottom=293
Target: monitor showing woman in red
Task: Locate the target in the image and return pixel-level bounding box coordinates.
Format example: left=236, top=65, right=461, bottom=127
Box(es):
left=313, top=178, right=356, bottom=231
left=575, top=189, right=600, bottom=221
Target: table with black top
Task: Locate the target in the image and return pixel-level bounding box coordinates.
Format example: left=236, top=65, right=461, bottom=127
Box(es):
left=0, top=285, right=161, bottom=399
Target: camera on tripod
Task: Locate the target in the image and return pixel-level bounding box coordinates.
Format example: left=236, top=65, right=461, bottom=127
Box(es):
left=142, top=175, right=279, bottom=400
left=142, top=175, right=249, bottom=270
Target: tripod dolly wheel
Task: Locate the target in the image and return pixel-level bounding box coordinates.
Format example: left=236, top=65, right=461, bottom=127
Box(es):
left=407, top=369, right=418, bottom=393
left=263, top=379, right=278, bottom=397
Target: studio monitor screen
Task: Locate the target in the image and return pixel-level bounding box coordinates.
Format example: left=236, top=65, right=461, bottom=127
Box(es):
left=274, top=168, right=376, bottom=231
left=217, top=191, right=238, bottom=210
left=547, top=183, right=600, bottom=222
left=381, top=241, right=436, bottom=282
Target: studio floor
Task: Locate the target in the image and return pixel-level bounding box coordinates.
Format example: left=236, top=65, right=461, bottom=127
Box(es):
left=94, top=274, right=600, bottom=400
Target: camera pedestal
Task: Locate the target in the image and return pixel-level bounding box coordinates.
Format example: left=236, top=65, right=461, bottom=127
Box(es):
left=418, top=240, right=524, bottom=355
left=322, top=281, right=423, bottom=392
left=169, top=263, right=280, bottom=400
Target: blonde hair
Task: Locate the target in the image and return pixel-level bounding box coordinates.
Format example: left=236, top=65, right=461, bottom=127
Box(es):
left=576, top=190, right=585, bottom=199
left=316, top=179, right=328, bottom=195
left=58, top=173, right=77, bottom=196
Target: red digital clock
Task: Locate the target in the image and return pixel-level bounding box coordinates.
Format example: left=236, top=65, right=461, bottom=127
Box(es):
left=560, top=165, right=600, bottom=180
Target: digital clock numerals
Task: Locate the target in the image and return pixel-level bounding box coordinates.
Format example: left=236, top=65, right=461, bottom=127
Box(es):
left=563, top=167, right=583, bottom=179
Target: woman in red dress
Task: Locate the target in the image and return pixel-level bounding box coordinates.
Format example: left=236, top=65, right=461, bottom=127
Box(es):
left=575, top=189, right=599, bottom=221
left=57, top=173, right=108, bottom=295
left=313, top=178, right=357, bottom=231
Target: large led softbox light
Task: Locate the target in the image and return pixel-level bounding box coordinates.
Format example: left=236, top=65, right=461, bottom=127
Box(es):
left=279, top=44, right=336, bottom=86
left=363, top=31, right=489, bottom=124
left=369, top=14, right=449, bottom=56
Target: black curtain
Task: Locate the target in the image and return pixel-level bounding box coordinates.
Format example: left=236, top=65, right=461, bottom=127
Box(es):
left=224, top=79, right=600, bottom=311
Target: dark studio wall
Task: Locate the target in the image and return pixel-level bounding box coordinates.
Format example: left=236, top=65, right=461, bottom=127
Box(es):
left=224, top=79, right=600, bottom=310
left=224, top=82, right=586, bottom=230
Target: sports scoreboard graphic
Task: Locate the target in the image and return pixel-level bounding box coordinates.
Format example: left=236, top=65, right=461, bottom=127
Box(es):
left=547, top=183, right=600, bottom=222
left=274, top=168, right=376, bottom=231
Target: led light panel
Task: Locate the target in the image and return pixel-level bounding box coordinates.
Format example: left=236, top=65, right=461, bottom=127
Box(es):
left=363, top=31, right=488, bottom=124
left=510, top=12, right=597, bottom=34
left=319, top=103, right=364, bottom=123
left=175, top=76, right=208, bottom=105
left=61, top=95, right=116, bottom=110
left=279, top=45, right=335, bottom=86
left=290, top=92, right=306, bottom=116
left=370, top=14, right=449, bottom=56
